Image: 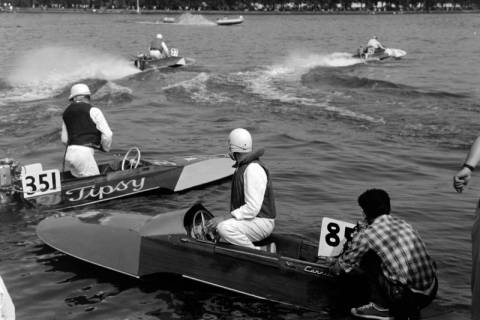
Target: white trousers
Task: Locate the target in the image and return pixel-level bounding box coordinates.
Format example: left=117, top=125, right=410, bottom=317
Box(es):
left=217, top=217, right=275, bottom=249
left=64, top=145, right=99, bottom=178
left=149, top=49, right=162, bottom=59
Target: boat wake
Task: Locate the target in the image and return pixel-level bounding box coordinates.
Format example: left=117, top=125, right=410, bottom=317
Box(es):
left=163, top=72, right=231, bottom=104
left=1, top=46, right=139, bottom=102
left=237, top=52, right=383, bottom=123
left=175, top=13, right=216, bottom=26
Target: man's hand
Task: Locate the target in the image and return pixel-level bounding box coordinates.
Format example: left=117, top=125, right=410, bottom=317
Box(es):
left=453, top=167, right=472, bottom=193
left=205, top=214, right=230, bottom=232
left=329, top=260, right=343, bottom=276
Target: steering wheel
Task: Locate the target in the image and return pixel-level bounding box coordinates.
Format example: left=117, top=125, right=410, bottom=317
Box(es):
left=191, top=209, right=214, bottom=241
left=121, top=147, right=141, bottom=170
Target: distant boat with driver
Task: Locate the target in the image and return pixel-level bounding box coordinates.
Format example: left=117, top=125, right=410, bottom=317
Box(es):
left=133, top=49, right=186, bottom=71
left=353, top=46, right=407, bottom=61
left=216, top=15, right=244, bottom=26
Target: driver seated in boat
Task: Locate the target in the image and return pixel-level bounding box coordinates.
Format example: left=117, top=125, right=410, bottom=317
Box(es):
left=366, top=36, right=385, bottom=53
left=330, top=189, right=437, bottom=320
left=149, top=33, right=170, bottom=59
left=206, top=128, right=276, bottom=252
left=61, top=83, right=113, bottom=178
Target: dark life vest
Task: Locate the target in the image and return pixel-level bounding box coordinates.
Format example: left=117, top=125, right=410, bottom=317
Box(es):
left=63, top=102, right=101, bottom=149
left=230, top=149, right=276, bottom=219
left=150, top=38, right=163, bottom=51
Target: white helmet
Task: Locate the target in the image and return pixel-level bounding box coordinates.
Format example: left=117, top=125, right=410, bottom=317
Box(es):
left=156, top=33, right=163, bottom=39
left=69, top=83, right=91, bottom=100
left=228, top=128, right=252, bottom=153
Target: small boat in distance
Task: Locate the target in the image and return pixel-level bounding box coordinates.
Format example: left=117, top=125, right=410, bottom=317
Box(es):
left=216, top=15, right=244, bottom=26
left=163, top=17, right=176, bottom=23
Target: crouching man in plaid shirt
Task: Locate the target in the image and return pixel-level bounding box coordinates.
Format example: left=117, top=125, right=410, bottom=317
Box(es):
left=330, top=189, right=438, bottom=320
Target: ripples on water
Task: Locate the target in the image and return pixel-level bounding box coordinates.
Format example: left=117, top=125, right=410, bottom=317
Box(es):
left=0, top=12, right=478, bottom=319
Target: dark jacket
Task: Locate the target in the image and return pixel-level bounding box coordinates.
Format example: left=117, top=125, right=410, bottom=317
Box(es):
left=230, top=149, right=276, bottom=219
left=63, top=102, right=101, bottom=149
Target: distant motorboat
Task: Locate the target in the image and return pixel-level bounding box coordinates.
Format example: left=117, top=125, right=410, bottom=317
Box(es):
left=163, top=16, right=176, bottom=23
left=352, top=46, right=407, bottom=61
left=216, top=15, right=244, bottom=26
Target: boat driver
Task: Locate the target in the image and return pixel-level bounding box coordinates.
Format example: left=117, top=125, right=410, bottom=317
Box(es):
left=206, top=128, right=276, bottom=251
left=61, top=83, right=113, bottom=177
left=366, top=36, right=385, bottom=53
left=149, top=33, right=170, bottom=59
left=330, top=189, right=437, bottom=320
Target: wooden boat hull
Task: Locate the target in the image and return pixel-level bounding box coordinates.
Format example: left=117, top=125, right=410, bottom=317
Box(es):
left=17, top=156, right=234, bottom=210
left=353, top=47, right=407, bottom=61
left=37, top=204, right=342, bottom=312
left=36, top=204, right=460, bottom=317
left=134, top=56, right=186, bottom=71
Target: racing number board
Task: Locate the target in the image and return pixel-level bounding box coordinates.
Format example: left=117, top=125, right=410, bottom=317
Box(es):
left=21, top=163, right=61, bottom=198
left=318, top=217, right=356, bottom=257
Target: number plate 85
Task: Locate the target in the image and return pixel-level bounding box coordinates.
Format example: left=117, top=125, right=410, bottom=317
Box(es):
left=318, top=217, right=356, bottom=257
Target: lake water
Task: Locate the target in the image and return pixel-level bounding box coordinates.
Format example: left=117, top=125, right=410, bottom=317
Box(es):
left=0, top=11, right=479, bottom=319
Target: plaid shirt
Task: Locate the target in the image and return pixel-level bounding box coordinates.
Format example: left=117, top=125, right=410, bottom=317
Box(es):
left=338, top=214, right=437, bottom=291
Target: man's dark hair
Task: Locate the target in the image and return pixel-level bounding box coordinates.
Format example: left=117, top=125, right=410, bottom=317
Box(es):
left=358, top=189, right=391, bottom=220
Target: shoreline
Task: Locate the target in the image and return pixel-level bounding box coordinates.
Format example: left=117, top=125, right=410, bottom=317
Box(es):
left=3, top=7, right=480, bottom=15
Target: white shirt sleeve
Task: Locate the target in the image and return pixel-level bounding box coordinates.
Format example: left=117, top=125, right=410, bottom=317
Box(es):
left=161, top=41, right=169, bottom=56
left=61, top=121, right=68, bottom=145
left=231, top=163, right=268, bottom=220
left=90, top=107, right=113, bottom=152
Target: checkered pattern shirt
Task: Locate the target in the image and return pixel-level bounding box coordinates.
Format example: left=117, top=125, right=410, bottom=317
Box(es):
left=338, top=214, right=437, bottom=291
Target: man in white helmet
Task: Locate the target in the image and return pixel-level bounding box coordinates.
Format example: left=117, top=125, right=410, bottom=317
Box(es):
left=366, top=36, right=385, bottom=52
left=61, top=83, right=113, bottom=177
left=206, top=128, right=276, bottom=251
left=149, top=33, right=170, bottom=59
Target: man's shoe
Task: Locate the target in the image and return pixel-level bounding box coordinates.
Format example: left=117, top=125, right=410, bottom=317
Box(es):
left=351, top=302, right=393, bottom=320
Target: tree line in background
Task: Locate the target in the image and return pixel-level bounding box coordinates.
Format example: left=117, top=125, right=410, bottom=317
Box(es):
left=4, top=0, right=479, bottom=12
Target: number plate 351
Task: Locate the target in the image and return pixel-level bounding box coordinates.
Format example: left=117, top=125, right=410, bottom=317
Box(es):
left=21, top=164, right=61, bottom=198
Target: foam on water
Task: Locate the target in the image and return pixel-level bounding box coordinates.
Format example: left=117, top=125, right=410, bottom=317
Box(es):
left=95, top=81, right=134, bottom=101
left=240, top=52, right=383, bottom=123
left=1, top=46, right=139, bottom=102
left=175, top=13, right=216, bottom=26
left=163, top=72, right=230, bottom=104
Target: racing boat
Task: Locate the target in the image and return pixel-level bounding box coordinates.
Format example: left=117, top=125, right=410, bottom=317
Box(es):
left=216, top=15, right=244, bottom=26
left=352, top=47, right=407, bottom=61
left=0, top=148, right=234, bottom=210
left=36, top=204, right=458, bottom=318
left=133, top=51, right=186, bottom=71
left=37, top=203, right=341, bottom=312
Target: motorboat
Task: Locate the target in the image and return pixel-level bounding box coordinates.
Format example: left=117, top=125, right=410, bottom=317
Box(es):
left=0, top=148, right=234, bottom=210
left=37, top=203, right=342, bottom=312
left=133, top=52, right=186, bottom=71
left=162, top=17, right=176, bottom=23
left=216, top=15, right=244, bottom=26
left=36, top=203, right=457, bottom=318
left=353, top=46, right=407, bottom=61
